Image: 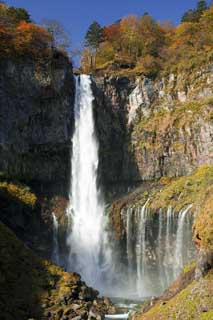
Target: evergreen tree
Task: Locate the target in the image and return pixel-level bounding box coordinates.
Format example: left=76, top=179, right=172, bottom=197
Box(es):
left=7, top=7, right=31, bottom=24
left=181, top=1, right=208, bottom=23
left=85, top=21, right=103, bottom=50
left=196, top=0, right=208, bottom=14
left=181, top=9, right=198, bottom=23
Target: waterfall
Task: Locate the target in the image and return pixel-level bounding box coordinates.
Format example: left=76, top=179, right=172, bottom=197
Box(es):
left=66, top=75, right=112, bottom=292
left=174, top=204, right=193, bottom=278
left=136, top=200, right=149, bottom=296
left=158, top=209, right=165, bottom=290
left=125, top=202, right=196, bottom=298
left=164, top=206, right=174, bottom=287
left=126, top=208, right=134, bottom=281
left=52, top=212, right=60, bottom=265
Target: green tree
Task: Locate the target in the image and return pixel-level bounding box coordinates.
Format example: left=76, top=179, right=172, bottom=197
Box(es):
left=181, top=0, right=208, bottom=23
left=196, top=0, right=208, bottom=14
left=85, top=21, right=103, bottom=50
left=181, top=9, right=198, bottom=23
left=7, top=7, right=31, bottom=24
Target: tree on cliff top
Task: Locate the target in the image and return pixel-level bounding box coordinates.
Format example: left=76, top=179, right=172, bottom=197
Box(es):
left=41, top=19, right=70, bottom=51
left=181, top=0, right=208, bottom=22
left=7, top=6, right=31, bottom=24
left=85, top=21, right=103, bottom=50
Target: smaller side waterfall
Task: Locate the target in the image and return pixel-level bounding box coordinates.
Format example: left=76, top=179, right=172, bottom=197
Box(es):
left=174, top=204, right=193, bottom=277
left=136, top=201, right=149, bottom=296
left=126, top=208, right=134, bottom=281
left=52, top=212, right=60, bottom=265
left=124, top=204, right=196, bottom=298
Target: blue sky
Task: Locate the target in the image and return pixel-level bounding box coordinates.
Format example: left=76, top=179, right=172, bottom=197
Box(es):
left=6, top=0, right=210, bottom=63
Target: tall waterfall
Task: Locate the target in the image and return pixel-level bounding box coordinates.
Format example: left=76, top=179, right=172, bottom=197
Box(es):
left=66, top=75, right=112, bottom=292
left=125, top=204, right=196, bottom=297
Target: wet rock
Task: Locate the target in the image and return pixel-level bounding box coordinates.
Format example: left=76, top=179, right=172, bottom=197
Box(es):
left=195, top=250, right=213, bottom=279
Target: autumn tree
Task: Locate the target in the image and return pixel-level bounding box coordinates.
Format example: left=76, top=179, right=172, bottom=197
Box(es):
left=96, top=42, right=115, bottom=67
left=139, top=14, right=165, bottom=57
left=15, top=21, right=52, bottom=56
left=103, top=23, right=121, bottom=49
left=120, top=15, right=141, bottom=57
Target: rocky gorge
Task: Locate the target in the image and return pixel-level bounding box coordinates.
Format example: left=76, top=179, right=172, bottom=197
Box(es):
left=0, top=50, right=213, bottom=319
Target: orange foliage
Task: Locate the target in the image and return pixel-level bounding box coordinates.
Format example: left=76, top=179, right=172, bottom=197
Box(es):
left=15, top=21, right=52, bottom=56
left=103, top=24, right=121, bottom=45
left=0, top=9, right=53, bottom=59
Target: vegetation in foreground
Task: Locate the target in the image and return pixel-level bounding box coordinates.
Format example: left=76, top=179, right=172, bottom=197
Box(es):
left=0, top=222, right=114, bottom=320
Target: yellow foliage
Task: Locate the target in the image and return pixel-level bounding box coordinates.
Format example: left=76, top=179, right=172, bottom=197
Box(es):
left=0, top=181, right=37, bottom=206
left=194, top=193, right=213, bottom=251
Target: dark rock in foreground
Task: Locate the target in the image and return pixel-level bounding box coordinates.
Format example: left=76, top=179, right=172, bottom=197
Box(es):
left=0, top=222, right=116, bottom=320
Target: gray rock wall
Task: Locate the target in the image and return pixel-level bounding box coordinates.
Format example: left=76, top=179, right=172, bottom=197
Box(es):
left=93, top=67, right=213, bottom=197
left=0, top=54, right=75, bottom=196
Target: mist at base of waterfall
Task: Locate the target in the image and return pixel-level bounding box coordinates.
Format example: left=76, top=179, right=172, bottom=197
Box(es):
left=115, top=204, right=196, bottom=299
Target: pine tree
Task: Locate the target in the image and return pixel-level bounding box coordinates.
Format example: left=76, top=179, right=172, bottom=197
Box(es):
left=181, top=1, right=208, bottom=23
left=196, top=0, right=208, bottom=14
left=181, top=9, right=198, bottom=23
left=85, top=21, right=103, bottom=50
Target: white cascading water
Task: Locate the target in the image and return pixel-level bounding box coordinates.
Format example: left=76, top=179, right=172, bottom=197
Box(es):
left=158, top=208, right=165, bottom=290
left=164, top=206, right=174, bottom=287
left=66, top=75, right=112, bottom=292
left=136, top=200, right=149, bottom=296
left=52, top=212, right=60, bottom=265
left=174, top=204, right=193, bottom=278
left=125, top=202, right=196, bottom=297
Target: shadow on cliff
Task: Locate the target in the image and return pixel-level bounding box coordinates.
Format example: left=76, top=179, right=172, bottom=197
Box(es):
left=92, top=77, right=141, bottom=199
left=0, top=184, right=53, bottom=260
left=0, top=222, right=61, bottom=320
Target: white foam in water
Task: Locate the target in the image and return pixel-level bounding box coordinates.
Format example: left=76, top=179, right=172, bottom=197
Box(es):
left=125, top=202, right=196, bottom=298
left=66, top=75, right=112, bottom=293
left=105, top=313, right=129, bottom=319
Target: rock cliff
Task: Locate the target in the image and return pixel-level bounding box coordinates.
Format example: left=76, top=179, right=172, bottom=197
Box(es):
left=93, top=65, right=213, bottom=197
left=0, top=52, right=75, bottom=197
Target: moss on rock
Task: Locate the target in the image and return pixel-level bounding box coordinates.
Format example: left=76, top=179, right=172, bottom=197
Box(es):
left=0, top=180, right=37, bottom=206
left=134, top=270, right=213, bottom=320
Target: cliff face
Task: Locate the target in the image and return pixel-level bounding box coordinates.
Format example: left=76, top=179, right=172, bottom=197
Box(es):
left=0, top=53, right=75, bottom=259
left=93, top=65, right=213, bottom=195
left=93, top=77, right=140, bottom=196
left=0, top=53, right=75, bottom=196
